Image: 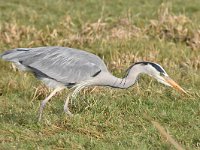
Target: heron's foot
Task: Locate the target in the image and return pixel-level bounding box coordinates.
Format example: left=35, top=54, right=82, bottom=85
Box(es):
left=38, top=101, right=46, bottom=122
left=64, top=107, right=74, bottom=117
left=64, top=94, right=74, bottom=117
left=38, top=114, right=42, bottom=122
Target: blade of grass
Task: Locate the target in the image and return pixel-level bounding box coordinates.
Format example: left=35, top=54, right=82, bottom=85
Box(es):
left=143, top=114, right=184, bottom=150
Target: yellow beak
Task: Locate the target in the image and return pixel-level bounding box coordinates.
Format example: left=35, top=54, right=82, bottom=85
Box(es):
left=164, top=77, right=187, bottom=94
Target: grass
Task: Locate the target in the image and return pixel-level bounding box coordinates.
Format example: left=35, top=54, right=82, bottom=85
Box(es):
left=0, top=0, right=200, bottom=149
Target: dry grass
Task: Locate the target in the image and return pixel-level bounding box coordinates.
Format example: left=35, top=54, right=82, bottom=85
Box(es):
left=146, top=3, right=200, bottom=51
left=143, top=114, right=184, bottom=150
left=1, top=3, right=200, bottom=51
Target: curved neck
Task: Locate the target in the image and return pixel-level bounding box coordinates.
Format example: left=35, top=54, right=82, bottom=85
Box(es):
left=105, top=64, right=147, bottom=89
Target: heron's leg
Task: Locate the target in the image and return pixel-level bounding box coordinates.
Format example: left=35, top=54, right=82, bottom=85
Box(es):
left=38, top=87, right=64, bottom=122
left=64, top=84, right=86, bottom=116
left=64, top=93, right=73, bottom=117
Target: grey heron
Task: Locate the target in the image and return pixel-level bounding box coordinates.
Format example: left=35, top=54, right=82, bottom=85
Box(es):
left=0, top=46, right=186, bottom=121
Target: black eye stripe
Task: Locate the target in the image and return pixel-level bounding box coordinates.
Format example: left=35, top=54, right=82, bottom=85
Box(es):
left=150, top=63, right=165, bottom=73
left=133, top=61, right=165, bottom=73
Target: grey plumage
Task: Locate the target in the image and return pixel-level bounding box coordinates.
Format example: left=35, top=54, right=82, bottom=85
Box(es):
left=1, top=46, right=183, bottom=121
left=1, top=46, right=108, bottom=88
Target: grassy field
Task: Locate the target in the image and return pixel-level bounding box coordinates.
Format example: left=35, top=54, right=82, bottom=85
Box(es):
left=0, top=0, right=200, bottom=149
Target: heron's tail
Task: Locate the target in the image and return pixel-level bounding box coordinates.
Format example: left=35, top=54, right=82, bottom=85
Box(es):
left=0, top=48, right=30, bottom=71
left=0, top=48, right=29, bottom=62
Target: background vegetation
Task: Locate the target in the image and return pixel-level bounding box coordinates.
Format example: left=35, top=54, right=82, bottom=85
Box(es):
left=0, top=0, right=200, bottom=149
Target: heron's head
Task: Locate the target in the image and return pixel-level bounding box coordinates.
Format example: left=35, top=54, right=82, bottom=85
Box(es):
left=134, top=62, right=187, bottom=94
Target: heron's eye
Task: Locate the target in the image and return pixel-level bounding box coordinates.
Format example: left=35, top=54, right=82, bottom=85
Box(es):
left=160, top=72, right=165, bottom=76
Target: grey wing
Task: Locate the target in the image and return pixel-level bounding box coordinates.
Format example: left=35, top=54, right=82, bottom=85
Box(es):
left=1, top=46, right=107, bottom=84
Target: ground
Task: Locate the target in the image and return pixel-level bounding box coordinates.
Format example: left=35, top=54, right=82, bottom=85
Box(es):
left=0, top=0, right=200, bottom=149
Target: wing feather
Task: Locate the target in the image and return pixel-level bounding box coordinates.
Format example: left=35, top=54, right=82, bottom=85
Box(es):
left=5, top=47, right=107, bottom=84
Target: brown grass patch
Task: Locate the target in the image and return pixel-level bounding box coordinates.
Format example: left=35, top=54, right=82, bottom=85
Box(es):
left=1, top=4, right=199, bottom=50
left=146, top=3, right=200, bottom=50
left=109, top=18, right=143, bottom=40
left=0, top=23, right=36, bottom=47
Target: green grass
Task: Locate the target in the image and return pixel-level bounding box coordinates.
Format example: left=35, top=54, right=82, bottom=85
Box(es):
left=0, top=0, right=200, bottom=149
